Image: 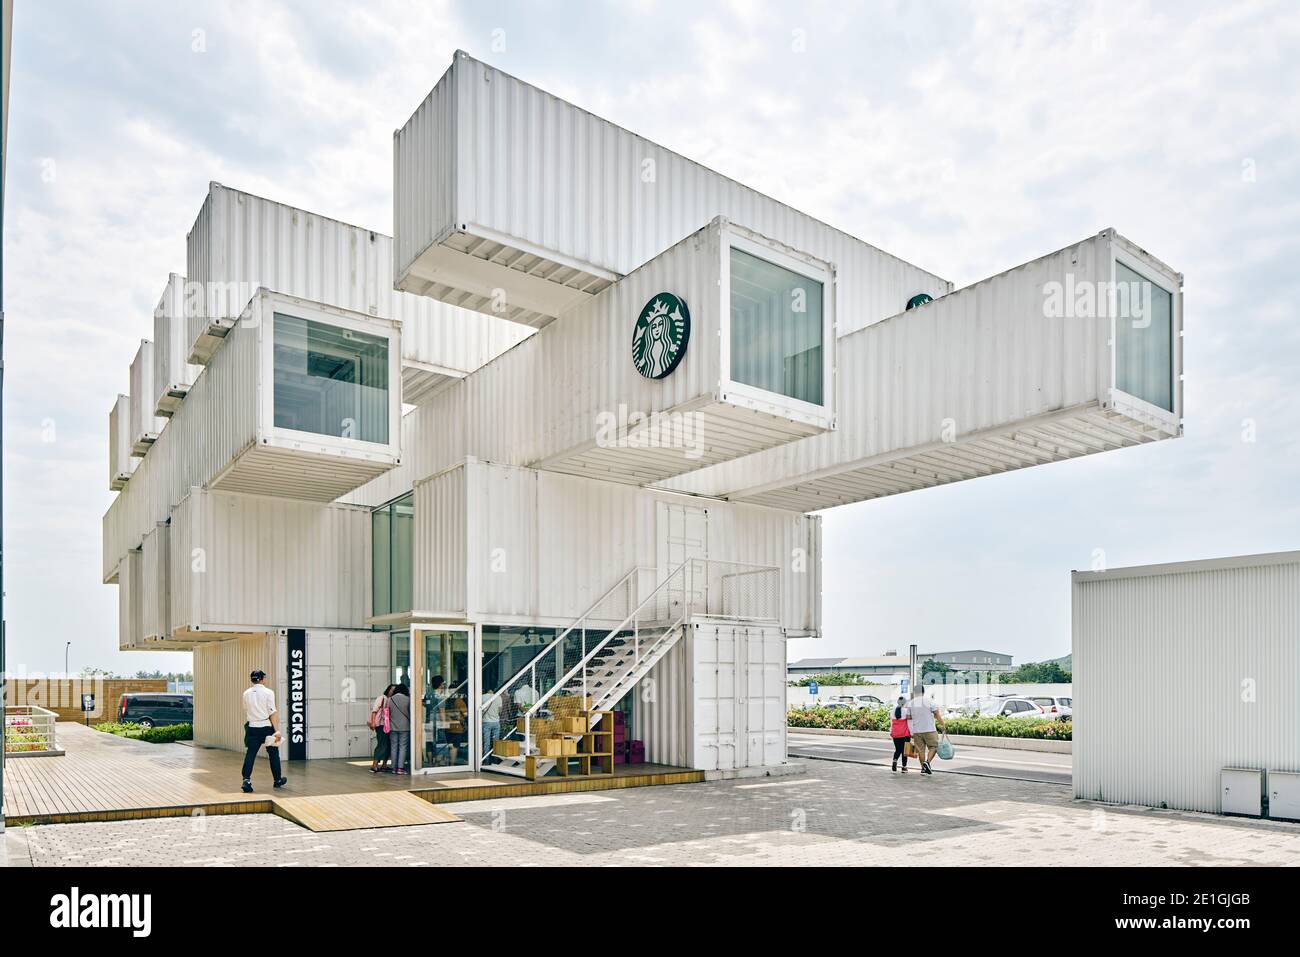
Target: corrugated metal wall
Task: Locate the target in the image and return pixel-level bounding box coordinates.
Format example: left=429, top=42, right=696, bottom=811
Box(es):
left=412, top=459, right=819, bottom=633
left=152, top=272, right=203, bottom=407
left=412, top=465, right=468, bottom=615
left=117, top=549, right=143, bottom=650
left=128, top=340, right=164, bottom=449
left=141, top=523, right=169, bottom=641
left=1074, top=552, right=1300, bottom=814
left=103, top=314, right=259, bottom=581
left=170, top=488, right=371, bottom=634
left=634, top=631, right=692, bottom=767
left=185, top=182, right=532, bottom=373
left=108, top=394, right=134, bottom=490
left=662, top=233, right=1116, bottom=503
left=192, top=632, right=283, bottom=751
left=396, top=52, right=950, bottom=335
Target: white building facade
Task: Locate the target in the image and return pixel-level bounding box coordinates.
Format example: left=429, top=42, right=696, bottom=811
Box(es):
left=105, top=52, right=1184, bottom=779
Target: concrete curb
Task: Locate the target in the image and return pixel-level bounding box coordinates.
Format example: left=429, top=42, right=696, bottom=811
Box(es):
left=787, top=725, right=1072, bottom=754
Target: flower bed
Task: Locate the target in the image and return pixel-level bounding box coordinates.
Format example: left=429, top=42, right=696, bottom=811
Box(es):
left=93, top=721, right=193, bottom=744
left=788, top=705, right=1071, bottom=741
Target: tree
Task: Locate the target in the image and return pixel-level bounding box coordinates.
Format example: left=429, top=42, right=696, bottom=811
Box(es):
left=918, top=659, right=953, bottom=682
left=791, top=672, right=872, bottom=687
left=999, top=661, right=1071, bottom=684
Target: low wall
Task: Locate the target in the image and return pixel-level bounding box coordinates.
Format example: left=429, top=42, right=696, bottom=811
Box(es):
left=5, top=677, right=169, bottom=722
left=788, top=725, right=1072, bottom=754
left=790, top=683, right=1072, bottom=709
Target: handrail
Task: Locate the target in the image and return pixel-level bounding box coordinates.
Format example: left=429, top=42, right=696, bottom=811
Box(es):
left=525, top=559, right=693, bottom=725
left=481, top=565, right=649, bottom=715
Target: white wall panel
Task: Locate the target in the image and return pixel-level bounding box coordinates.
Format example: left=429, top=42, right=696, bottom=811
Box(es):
left=1074, top=551, right=1300, bottom=815
left=169, top=488, right=371, bottom=635
left=192, top=632, right=282, bottom=751
left=152, top=273, right=204, bottom=414
left=662, top=231, right=1181, bottom=510
left=691, top=620, right=787, bottom=771
left=128, top=340, right=164, bottom=453
left=117, top=549, right=143, bottom=650
left=141, top=523, right=169, bottom=642
left=108, top=394, right=135, bottom=490
left=397, top=51, right=950, bottom=335
left=412, top=459, right=818, bottom=634
left=185, top=182, right=532, bottom=372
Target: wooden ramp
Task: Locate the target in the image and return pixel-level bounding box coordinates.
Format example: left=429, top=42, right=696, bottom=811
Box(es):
left=272, top=791, right=461, bottom=832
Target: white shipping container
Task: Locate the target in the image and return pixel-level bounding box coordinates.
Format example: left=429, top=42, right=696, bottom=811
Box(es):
left=411, top=458, right=819, bottom=634
left=396, top=51, right=950, bottom=332
left=108, top=394, right=135, bottom=490
left=1073, top=550, right=1300, bottom=815
left=193, top=632, right=283, bottom=750
left=665, top=230, right=1184, bottom=511
left=103, top=289, right=402, bottom=582
left=169, top=487, right=372, bottom=637
left=184, top=182, right=533, bottom=388
left=152, top=273, right=204, bottom=415
left=117, top=548, right=143, bottom=650
left=140, top=522, right=170, bottom=642
left=128, top=340, right=164, bottom=455
left=374, top=218, right=834, bottom=492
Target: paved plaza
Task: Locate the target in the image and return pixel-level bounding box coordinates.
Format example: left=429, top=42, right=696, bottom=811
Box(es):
left=7, top=758, right=1300, bottom=867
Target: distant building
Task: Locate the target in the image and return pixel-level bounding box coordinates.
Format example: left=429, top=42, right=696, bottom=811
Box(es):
left=788, top=649, right=1014, bottom=679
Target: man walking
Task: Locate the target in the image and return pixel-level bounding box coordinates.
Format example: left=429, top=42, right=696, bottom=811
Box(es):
left=906, top=684, right=946, bottom=775
left=241, top=669, right=287, bottom=793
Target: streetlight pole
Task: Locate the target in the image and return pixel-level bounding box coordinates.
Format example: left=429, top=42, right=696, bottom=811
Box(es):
left=65, top=641, right=70, bottom=676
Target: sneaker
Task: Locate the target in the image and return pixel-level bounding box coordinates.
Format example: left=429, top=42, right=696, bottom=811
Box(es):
left=273, top=777, right=288, bottom=788
left=241, top=780, right=254, bottom=793
left=891, top=760, right=898, bottom=772
left=921, top=764, right=933, bottom=775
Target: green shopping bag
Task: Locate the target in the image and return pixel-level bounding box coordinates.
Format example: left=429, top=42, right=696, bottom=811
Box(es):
left=937, top=732, right=955, bottom=760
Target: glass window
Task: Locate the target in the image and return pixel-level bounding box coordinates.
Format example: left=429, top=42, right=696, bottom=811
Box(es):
left=273, top=313, right=390, bottom=443
left=729, top=247, right=824, bottom=405
left=1114, top=261, right=1174, bottom=412
left=372, top=493, right=413, bottom=618
left=417, top=629, right=470, bottom=770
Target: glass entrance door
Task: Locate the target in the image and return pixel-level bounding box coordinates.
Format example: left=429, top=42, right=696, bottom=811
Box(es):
left=412, top=627, right=474, bottom=773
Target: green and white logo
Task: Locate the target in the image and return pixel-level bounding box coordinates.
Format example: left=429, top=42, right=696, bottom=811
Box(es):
left=632, top=293, right=691, bottom=380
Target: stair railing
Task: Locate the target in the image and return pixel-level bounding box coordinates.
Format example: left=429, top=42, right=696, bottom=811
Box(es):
left=522, top=559, right=695, bottom=748
left=480, top=564, right=648, bottom=764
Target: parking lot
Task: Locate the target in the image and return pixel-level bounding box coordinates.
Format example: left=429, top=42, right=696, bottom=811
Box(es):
left=788, top=731, right=1073, bottom=785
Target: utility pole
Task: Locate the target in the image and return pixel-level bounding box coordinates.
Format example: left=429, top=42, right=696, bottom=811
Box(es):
left=65, top=641, right=71, bottom=676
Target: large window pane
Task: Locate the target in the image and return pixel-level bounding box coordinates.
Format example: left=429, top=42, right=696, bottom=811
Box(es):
left=729, top=247, right=824, bottom=405
left=372, top=493, right=413, bottom=618
left=273, top=313, right=389, bottom=443
left=417, top=630, right=470, bottom=770
left=1114, top=261, right=1174, bottom=412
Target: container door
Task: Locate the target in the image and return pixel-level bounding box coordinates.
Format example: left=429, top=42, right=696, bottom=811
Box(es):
left=656, top=502, right=708, bottom=618
left=742, top=626, right=786, bottom=767
left=342, top=631, right=392, bottom=758
left=305, top=632, right=338, bottom=760
left=693, top=623, right=737, bottom=771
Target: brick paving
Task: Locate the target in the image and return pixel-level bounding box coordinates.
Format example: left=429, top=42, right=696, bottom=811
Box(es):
left=8, top=760, right=1300, bottom=866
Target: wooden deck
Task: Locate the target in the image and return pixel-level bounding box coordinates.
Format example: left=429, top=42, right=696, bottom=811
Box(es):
left=2, top=723, right=703, bottom=828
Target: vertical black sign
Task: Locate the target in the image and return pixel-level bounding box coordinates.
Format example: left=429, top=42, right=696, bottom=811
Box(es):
left=286, top=629, right=307, bottom=761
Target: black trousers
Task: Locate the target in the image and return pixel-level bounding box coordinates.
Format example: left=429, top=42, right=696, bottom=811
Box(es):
left=892, top=735, right=911, bottom=764
left=242, top=725, right=282, bottom=781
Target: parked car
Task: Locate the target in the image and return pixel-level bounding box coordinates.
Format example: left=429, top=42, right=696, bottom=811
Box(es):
left=118, top=692, right=194, bottom=729
left=823, top=696, right=858, bottom=709
left=1030, top=695, right=1072, bottom=720
left=951, top=696, right=1046, bottom=719
left=854, top=694, right=885, bottom=708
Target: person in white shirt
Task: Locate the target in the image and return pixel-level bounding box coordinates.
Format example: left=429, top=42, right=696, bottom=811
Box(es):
left=241, top=670, right=287, bottom=792
left=905, top=684, right=946, bottom=775
left=482, top=686, right=503, bottom=759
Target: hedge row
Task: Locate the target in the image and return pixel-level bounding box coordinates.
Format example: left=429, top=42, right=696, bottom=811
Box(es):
left=94, top=721, right=194, bottom=743
left=788, top=706, right=1071, bottom=741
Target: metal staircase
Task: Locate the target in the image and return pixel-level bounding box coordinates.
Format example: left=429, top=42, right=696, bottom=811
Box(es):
left=480, top=558, right=781, bottom=778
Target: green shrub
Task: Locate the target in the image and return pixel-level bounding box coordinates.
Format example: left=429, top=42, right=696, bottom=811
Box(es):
left=93, top=721, right=192, bottom=743
left=787, top=706, right=1071, bottom=740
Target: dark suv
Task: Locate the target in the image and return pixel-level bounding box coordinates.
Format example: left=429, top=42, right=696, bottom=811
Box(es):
left=118, top=693, right=194, bottom=729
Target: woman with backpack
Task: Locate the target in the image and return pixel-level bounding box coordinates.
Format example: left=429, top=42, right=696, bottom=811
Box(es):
left=890, top=696, right=912, bottom=773
left=369, top=683, right=396, bottom=773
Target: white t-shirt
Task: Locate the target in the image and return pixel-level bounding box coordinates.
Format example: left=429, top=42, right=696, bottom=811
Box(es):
left=906, top=695, right=938, bottom=734
left=243, top=684, right=277, bottom=728
left=514, top=685, right=538, bottom=708
left=483, top=694, right=502, bottom=722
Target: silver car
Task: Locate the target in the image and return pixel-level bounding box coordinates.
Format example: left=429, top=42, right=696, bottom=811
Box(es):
left=1030, top=695, right=1072, bottom=720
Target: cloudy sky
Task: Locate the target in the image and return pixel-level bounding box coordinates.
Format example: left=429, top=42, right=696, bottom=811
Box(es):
left=4, top=0, right=1298, bottom=675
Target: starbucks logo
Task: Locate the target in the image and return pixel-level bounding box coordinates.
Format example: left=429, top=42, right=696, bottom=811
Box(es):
left=632, top=293, right=690, bottom=380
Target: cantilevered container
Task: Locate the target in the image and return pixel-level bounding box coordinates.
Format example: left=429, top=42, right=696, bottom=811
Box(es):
left=108, top=393, right=136, bottom=490
left=152, top=273, right=204, bottom=415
